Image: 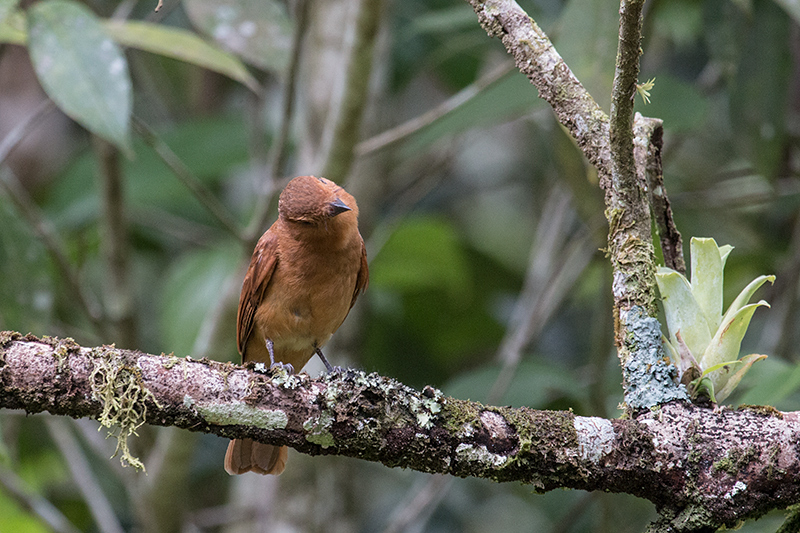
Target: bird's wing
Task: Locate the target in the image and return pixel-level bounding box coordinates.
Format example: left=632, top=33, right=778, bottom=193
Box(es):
left=237, top=230, right=279, bottom=357
left=350, top=237, right=369, bottom=309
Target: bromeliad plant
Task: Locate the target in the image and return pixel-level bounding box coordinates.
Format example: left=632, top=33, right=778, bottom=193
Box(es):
left=656, top=237, right=775, bottom=402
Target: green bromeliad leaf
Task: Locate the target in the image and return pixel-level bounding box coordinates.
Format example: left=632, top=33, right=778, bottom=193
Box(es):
left=689, top=237, right=732, bottom=330
left=715, top=354, right=768, bottom=402
left=656, top=267, right=713, bottom=360
left=701, top=300, right=770, bottom=386
left=721, top=274, right=776, bottom=330
left=657, top=237, right=774, bottom=403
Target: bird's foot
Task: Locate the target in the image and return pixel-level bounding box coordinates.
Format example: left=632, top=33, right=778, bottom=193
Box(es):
left=314, top=347, right=345, bottom=374
left=265, top=338, right=294, bottom=374
left=270, top=361, right=295, bottom=375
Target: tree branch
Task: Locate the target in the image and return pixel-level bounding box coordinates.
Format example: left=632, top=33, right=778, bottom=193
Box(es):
left=2, top=332, right=800, bottom=530
left=466, top=0, right=611, bottom=172
left=45, top=418, right=125, bottom=533
left=466, top=0, right=687, bottom=407
left=355, top=61, right=516, bottom=156
left=0, top=462, right=82, bottom=533
left=607, top=0, right=689, bottom=408
left=0, top=168, right=108, bottom=336
left=634, top=114, right=685, bottom=274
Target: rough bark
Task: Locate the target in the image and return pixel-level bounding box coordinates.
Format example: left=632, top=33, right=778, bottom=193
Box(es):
left=465, top=0, right=688, bottom=408
left=2, top=332, right=800, bottom=530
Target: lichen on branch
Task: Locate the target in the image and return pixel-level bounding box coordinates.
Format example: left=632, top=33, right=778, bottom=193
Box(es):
left=89, top=346, right=158, bottom=470
left=3, top=332, right=800, bottom=527
left=466, top=0, right=685, bottom=406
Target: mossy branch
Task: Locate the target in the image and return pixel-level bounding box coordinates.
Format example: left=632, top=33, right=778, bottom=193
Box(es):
left=3, top=332, right=800, bottom=530
left=465, top=0, right=611, bottom=172
left=465, top=0, right=686, bottom=406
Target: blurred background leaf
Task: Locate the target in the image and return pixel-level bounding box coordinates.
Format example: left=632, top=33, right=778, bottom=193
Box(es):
left=183, top=0, right=292, bottom=73
left=27, top=0, right=132, bottom=152
left=104, top=21, right=259, bottom=92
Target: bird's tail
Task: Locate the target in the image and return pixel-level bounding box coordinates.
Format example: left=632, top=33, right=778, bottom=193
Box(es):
left=224, top=438, right=288, bottom=475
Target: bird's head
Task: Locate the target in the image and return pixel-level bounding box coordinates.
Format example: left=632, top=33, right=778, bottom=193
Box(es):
left=278, top=176, right=359, bottom=232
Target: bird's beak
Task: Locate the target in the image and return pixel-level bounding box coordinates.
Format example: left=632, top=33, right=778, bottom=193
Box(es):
left=328, top=197, right=352, bottom=217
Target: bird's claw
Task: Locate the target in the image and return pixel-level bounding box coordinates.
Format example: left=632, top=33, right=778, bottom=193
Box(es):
left=270, top=362, right=295, bottom=374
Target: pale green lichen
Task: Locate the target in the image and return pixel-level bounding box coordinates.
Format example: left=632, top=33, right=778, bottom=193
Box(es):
left=194, top=401, right=288, bottom=430
left=303, top=411, right=335, bottom=448
left=323, top=371, right=446, bottom=430
left=623, top=306, right=689, bottom=408
left=409, top=393, right=443, bottom=429
left=269, top=366, right=306, bottom=389
left=89, top=347, right=157, bottom=471
left=455, top=443, right=508, bottom=468
left=409, top=386, right=445, bottom=429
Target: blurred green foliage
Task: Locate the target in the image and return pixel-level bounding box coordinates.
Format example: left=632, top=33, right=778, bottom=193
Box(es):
left=0, top=0, right=798, bottom=531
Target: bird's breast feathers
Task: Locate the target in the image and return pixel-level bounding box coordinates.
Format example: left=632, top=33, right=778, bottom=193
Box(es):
left=257, top=245, right=359, bottom=343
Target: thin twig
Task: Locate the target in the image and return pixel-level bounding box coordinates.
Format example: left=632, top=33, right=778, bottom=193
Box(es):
left=321, top=0, right=384, bottom=182
left=245, top=0, right=313, bottom=243
left=0, top=99, right=108, bottom=332
left=270, top=0, right=310, bottom=180
left=382, top=475, right=452, bottom=533
left=129, top=206, right=226, bottom=246
left=136, top=428, right=198, bottom=533
left=490, top=191, right=597, bottom=404
left=45, top=418, right=125, bottom=533
left=364, top=163, right=449, bottom=261
left=0, top=168, right=107, bottom=334
left=72, top=419, right=138, bottom=491
left=356, top=61, right=515, bottom=156
left=93, top=136, right=137, bottom=347
left=132, top=117, right=245, bottom=241
left=489, top=187, right=573, bottom=404
left=0, top=99, right=55, bottom=165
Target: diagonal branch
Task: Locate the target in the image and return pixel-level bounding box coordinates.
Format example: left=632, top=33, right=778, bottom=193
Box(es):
left=132, top=117, right=246, bottom=242
left=466, top=0, right=687, bottom=407
left=0, top=168, right=108, bottom=335
left=0, top=463, right=82, bottom=533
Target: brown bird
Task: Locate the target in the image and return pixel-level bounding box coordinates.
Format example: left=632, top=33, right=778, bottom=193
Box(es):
left=224, top=175, right=368, bottom=476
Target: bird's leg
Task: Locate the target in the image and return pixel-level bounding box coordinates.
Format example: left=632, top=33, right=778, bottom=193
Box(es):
left=314, top=345, right=342, bottom=373
left=267, top=338, right=294, bottom=374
